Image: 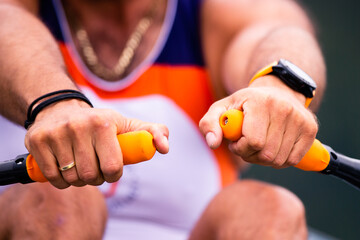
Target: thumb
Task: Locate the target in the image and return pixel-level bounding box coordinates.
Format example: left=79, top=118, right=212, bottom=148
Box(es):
left=199, top=105, right=226, bottom=149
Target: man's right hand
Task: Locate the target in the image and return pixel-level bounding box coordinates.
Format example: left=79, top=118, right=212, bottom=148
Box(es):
left=24, top=99, right=169, bottom=189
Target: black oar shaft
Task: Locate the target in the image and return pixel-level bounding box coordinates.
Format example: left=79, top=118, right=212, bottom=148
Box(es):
left=322, top=145, right=360, bottom=189
left=0, top=154, right=33, bottom=185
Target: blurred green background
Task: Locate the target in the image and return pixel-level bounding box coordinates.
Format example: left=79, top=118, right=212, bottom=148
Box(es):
left=242, top=1, right=360, bottom=239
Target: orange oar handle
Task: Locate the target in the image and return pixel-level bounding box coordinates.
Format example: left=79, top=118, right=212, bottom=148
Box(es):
left=219, top=109, right=330, bottom=172
left=27, top=130, right=156, bottom=182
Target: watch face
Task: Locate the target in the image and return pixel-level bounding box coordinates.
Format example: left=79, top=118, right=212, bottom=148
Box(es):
left=279, top=59, right=317, bottom=89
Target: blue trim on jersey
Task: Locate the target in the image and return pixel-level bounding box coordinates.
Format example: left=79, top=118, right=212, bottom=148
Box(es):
left=39, top=0, right=64, bottom=42
left=155, top=0, right=204, bottom=66
left=38, top=0, right=204, bottom=66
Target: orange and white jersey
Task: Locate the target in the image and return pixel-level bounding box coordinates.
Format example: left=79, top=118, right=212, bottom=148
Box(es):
left=0, top=0, right=238, bottom=239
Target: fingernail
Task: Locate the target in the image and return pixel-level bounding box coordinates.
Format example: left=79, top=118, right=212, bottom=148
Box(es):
left=206, top=132, right=216, bottom=148
left=163, top=135, right=170, bottom=151
left=162, top=135, right=169, bottom=145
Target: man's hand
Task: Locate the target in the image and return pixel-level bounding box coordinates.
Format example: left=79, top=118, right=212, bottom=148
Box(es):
left=199, top=76, right=318, bottom=169
left=25, top=99, right=169, bottom=189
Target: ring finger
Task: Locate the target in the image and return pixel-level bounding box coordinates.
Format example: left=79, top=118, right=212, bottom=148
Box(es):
left=52, top=139, right=85, bottom=186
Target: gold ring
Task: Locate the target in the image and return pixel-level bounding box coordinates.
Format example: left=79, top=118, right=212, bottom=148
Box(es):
left=59, top=162, right=76, bottom=172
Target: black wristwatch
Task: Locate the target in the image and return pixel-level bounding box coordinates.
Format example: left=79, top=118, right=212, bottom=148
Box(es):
left=249, top=59, right=317, bottom=107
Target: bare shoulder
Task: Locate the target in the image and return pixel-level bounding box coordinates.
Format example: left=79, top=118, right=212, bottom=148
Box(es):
left=0, top=0, right=39, bottom=14
left=201, top=0, right=313, bottom=34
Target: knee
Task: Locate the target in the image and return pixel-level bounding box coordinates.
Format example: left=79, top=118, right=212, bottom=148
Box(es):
left=191, top=180, right=307, bottom=240
left=215, top=180, right=304, bottom=219
left=238, top=180, right=306, bottom=224
left=0, top=183, right=107, bottom=240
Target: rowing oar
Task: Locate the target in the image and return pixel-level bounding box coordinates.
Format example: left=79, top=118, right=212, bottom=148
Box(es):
left=220, top=109, right=360, bottom=190
left=0, top=130, right=155, bottom=185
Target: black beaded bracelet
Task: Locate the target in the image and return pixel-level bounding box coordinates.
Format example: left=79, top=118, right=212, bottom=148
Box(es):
left=24, top=89, right=93, bottom=129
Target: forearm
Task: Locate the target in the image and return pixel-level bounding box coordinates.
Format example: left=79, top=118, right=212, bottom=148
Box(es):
left=202, top=0, right=326, bottom=111
left=0, top=2, right=77, bottom=125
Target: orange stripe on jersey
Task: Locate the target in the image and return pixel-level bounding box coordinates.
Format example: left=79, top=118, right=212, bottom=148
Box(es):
left=60, top=43, right=213, bottom=125
left=213, top=144, right=238, bottom=186
left=60, top=42, right=237, bottom=187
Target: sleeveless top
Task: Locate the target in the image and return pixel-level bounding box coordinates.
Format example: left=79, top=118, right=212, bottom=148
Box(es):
left=1, top=0, right=238, bottom=239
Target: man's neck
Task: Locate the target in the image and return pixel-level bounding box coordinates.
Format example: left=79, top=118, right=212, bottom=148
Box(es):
left=61, top=0, right=167, bottom=80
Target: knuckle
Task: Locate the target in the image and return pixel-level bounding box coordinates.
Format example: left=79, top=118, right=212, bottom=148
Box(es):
left=263, top=93, right=274, bottom=106
left=199, top=117, right=210, bottom=130
left=308, top=120, right=319, bottom=136
left=278, top=102, right=294, bottom=116
left=30, top=126, right=65, bottom=148
left=72, top=182, right=86, bottom=187
left=209, top=100, right=224, bottom=110
left=271, top=154, right=289, bottom=169
left=258, top=150, right=276, bottom=163
left=292, top=111, right=305, bottom=126
left=272, top=159, right=286, bottom=169
left=147, top=123, right=170, bottom=139
left=159, top=124, right=170, bottom=137
left=90, top=114, right=109, bottom=130
left=27, top=128, right=47, bottom=147
left=302, top=119, right=318, bottom=140
left=247, top=137, right=265, bottom=151
left=63, top=172, right=80, bottom=185
left=102, top=162, right=122, bottom=179
left=158, top=123, right=169, bottom=134
left=79, top=170, right=99, bottom=183
left=229, top=145, right=242, bottom=156
left=287, top=156, right=300, bottom=167
left=106, top=173, right=122, bottom=183
left=66, top=118, right=85, bottom=135
left=55, top=183, right=71, bottom=189
left=47, top=128, right=65, bottom=143
left=42, top=167, right=59, bottom=182
left=91, top=179, right=105, bottom=186
left=271, top=158, right=282, bottom=168
left=147, top=124, right=160, bottom=134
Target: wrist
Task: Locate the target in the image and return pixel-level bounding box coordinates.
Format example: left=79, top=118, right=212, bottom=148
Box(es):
left=248, top=59, right=316, bottom=108
left=25, top=90, right=93, bottom=129
left=248, top=75, right=307, bottom=106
